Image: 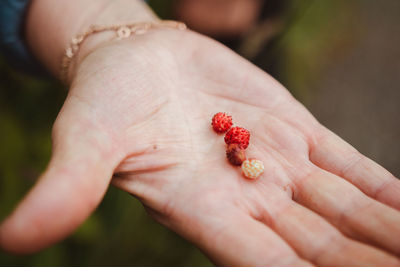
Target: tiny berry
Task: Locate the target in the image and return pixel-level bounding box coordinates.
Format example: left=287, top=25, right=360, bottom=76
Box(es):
left=226, top=144, right=246, bottom=166
left=211, top=112, right=233, bottom=133
left=224, top=126, right=250, bottom=149
left=241, top=159, right=264, bottom=179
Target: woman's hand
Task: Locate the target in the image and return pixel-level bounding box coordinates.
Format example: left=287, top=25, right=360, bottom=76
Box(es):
left=1, top=28, right=400, bottom=266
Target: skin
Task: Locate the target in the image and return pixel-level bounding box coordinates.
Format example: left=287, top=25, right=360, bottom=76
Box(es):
left=1, top=0, right=400, bottom=266
left=174, top=0, right=263, bottom=37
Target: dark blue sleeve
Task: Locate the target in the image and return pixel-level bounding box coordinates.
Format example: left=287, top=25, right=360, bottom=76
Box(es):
left=0, top=0, right=47, bottom=75
left=0, top=0, right=149, bottom=76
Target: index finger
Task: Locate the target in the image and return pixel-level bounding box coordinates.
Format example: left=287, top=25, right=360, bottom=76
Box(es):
left=309, top=127, right=400, bottom=210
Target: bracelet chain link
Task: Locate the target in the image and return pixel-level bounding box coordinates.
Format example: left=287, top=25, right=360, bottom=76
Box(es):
left=60, top=20, right=187, bottom=83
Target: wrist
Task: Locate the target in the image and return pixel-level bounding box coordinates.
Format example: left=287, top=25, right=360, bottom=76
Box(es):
left=65, top=20, right=186, bottom=84
left=25, top=0, right=158, bottom=78
left=67, top=26, right=195, bottom=90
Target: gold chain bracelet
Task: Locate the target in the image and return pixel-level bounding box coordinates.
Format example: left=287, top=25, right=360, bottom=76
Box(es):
left=60, top=20, right=187, bottom=83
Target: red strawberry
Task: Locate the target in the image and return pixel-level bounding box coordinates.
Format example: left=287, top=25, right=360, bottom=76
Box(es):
left=224, top=126, right=250, bottom=149
left=211, top=112, right=233, bottom=133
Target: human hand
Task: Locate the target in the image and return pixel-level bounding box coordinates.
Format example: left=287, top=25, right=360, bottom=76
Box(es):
left=1, top=28, right=399, bottom=266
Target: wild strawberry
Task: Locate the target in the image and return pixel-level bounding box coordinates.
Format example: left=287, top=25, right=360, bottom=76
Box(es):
left=211, top=112, right=233, bottom=133
left=241, top=159, right=264, bottom=179
left=226, top=144, right=246, bottom=166
left=224, top=126, right=250, bottom=149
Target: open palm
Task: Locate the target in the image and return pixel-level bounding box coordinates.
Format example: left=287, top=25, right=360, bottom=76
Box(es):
left=1, top=29, right=399, bottom=266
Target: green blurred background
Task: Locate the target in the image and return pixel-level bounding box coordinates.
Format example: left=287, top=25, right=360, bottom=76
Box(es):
left=1, top=0, right=399, bottom=266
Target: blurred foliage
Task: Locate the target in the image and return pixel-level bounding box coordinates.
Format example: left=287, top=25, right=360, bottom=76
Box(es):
left=251, top=0, right=359, bottom=104
left=148, top=0, right=175, bottom=19
left=0, top=0, right=377, bottom=266
left=278, top=0, right=359, bottom=104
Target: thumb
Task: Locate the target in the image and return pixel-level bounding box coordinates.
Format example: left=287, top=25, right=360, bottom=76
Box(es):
left=0, top=101, right=119, bottom=254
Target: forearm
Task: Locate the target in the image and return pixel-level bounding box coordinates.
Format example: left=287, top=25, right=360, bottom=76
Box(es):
left=25, top=0, right=158, bottom=77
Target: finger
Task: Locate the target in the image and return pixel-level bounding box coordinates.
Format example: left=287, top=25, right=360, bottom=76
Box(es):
left=255, top=187, right=400, bottom=266
left=293, top=166, right=400, bottom=255
left=310, top=128, right=400, bottom=210
left=0, top=101, right=119, bottom=254
left=166, top=209, right=312, bottom=267
left=112, top=170, right=311, bottom=266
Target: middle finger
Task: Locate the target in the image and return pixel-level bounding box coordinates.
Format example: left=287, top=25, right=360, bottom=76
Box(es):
left=293, top=166, right=400, bottom=255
